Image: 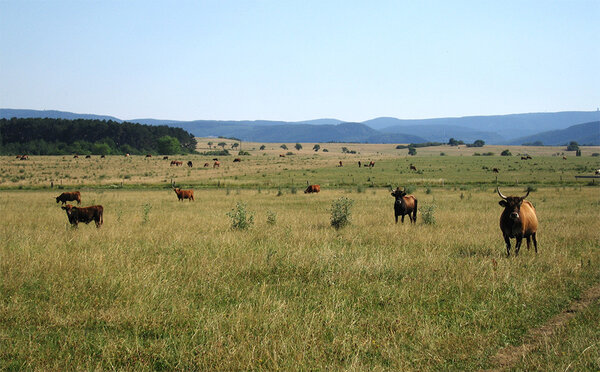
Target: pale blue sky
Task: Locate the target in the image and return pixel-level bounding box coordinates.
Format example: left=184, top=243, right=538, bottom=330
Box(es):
left=1, top=0, right=598, bottom=122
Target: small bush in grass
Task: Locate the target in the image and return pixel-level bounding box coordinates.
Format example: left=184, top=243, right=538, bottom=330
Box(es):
left=226, top=202, right=254, bottom=230
left=330, top=196, right=354, bottom=230
left=277, top=187, right=283, bottom=196
left=141, top=203, right=152, bottom=224
left=404, top=185, right=416, bottom=194
left=356, top=185, right=364, bottom=193
left=266, top=210, right=277, bottom=225
left=425, top=186, right=432, bottom=194
left=421, top=204, right=436, bottom=225
left=290, top=186, right=297, bottom=194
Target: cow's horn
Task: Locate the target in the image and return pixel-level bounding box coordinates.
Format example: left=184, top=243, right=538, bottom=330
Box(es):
left=497, top=187, right=507, bottom=200
left=522, top=189, right=530, bottom=199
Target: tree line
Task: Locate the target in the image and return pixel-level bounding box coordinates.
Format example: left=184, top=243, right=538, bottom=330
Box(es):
left=0, top=118, right=197, bottom=155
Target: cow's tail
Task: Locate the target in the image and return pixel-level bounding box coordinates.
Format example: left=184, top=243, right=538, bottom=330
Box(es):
left=413, top=199, right=418, bottom=223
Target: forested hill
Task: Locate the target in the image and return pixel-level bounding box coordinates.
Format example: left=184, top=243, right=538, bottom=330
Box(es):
left=0, top=118, right=197, bottom=155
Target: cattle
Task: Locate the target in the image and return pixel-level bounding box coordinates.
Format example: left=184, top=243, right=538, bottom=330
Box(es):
left=85, top=155, right=91, bottom=159
left=280, top=154, right=286, bottom=157
left=497, top=188, right=538, bottom=257
left=56, top=191, right=81, bottom=205
left=213, top=161, right=220, bottom=168
left=19, top=155, right=29, bottom=160
left=595, top=169, right=600, bottom=176
left=562, top=156, right=567, bottom=160
left=358, top=161, right=361, bottom=167
left=187, top=161, right=193, bottom=167
left=61, top=204, right=103, bottom=228
left=170, top=160, right=183, bottom=166
left=204, top=163, right=210, bottom=167
left=391, top=187, right=417, bottom=224
left=338, top=161, right=343, bottom=167
left=304, top=184, right=320, bottom=193
left=100, top=155, right=105, bottom=159
left=163, top=156, right=169, bottom=160
left=15, top=155, right=21, bottom=159
left=369, top=161, right=375, bottom=168
left=212, top=158, right=219, bottom=161
left=125, top=154, right=130, bottom=157
left=233, top=158, right=241, bottom=162
left=410, top=164, right=417, bottom=171
left=173, top=188, right=194, bottom=201
left=492, top=168, right=499, bottom=173
left=527, top=155, right=532, bottom=159
left=73, top=155, right=79, bottom=159
left=146, top=154, right=152, bottom=158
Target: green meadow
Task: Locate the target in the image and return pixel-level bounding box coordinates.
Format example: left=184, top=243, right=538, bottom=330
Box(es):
left=1, top=144, right=599, bottom=370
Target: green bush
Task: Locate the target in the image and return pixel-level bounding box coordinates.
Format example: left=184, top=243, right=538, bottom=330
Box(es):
left=330, top=197, right=354, bottom=230
left=226, top=202, right=254, bottom=230
left=266, top=210, right=277, bottom=225
left=421, top=204, right=436, bottom=225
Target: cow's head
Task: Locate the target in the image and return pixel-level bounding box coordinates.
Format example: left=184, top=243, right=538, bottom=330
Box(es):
left=391, top=187, right=406, bottom=199
left=497, top=188, right=530, bottom=221
left=56, top=196, right=60, bottom=203
left=61, top=204, right=74, bottom=215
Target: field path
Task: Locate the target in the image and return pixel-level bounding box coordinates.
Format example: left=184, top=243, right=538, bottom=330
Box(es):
left=485, top=282, right=600, bottom=371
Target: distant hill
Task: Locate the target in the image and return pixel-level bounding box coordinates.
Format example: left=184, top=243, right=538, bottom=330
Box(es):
left=0, top=109, right=122, bottom=122
left=379, top=124, right=506, bottom=144
left=509, top=121, right=600, bottom=146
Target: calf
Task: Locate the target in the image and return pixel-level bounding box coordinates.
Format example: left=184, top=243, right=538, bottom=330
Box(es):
left=56, top=191, right=81, bottom=205
left=497, top=188, right=538, bottom=257
left=391, top=187, right=417, bottom=224
left=174, top=188, right=194, bottom=201
left=62, top=204, right=103, bottom=228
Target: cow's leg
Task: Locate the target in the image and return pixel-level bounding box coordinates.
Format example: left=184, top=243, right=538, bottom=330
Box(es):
left=515, top=236, right=523, bottom=256
left=395, top=214, right=398, bottom=224
left=401, top=215, right=405, bottom=223
left=504, top=234, right=511, bottom=257
left=526, top=236, right=531, bottom=250
left=532, top=233, right=538, bottom=253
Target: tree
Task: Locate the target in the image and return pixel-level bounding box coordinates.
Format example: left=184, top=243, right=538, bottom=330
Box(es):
left=231, top=142, right=239, bottom=150
left=157, top=136, right=181, bottom=154
left=295, top=143, right=302, bottom=151
left=448, top=138, right=459, bottom=146
left=218, top=142, right=227, bottom=150
left=472, top=139, right=485, bottom=147
left=566, top=141, right=579, bottom=151
left=280, top=144, right=288, bottom=150
left=341, top=147, right=349, bottom=153
left=92, top=142, right=112, bottom=155
left=408, top=146, right=417, bottom=156
left=501, top=149, right=512, bottom=156
left=207, top=141, right=213, bottom=149
left=259, top=145, right=266, bottom=150
left=313, top=144, right=320, bottom=152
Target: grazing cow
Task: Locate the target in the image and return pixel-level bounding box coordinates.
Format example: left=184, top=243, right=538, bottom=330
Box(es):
left=212, top=158, right=219, bottom=161
left=527, top=155, right=532, bottom=159
left=233, top=158, right=241, bottom=162
left=16, top=155, right=21, bottom=159
left=163, top=156, right=169, bottom=160
left=85, top=155, right=91, bottom=159
left=20, top=155, right=29, bottom=160
left=73, top=155, right=79, bottom=159
left=358, top=161, right=361, bottom=167
left=492, top=168, right=499, bottom=173
left=187, top=161, right=193, bottom=167
left=391, top=187, right=418, bottom=224
left=595, top=169, right=600, bottom=175
left=562, top=156, right=567, bottom=160
left=100, top=155, right=105, bottom=159
left=304, top=184, right=320, bottom=193
left=173, top=188, right=194, bottom=201
left=213, top=161, right=220, bottom=168
left=61, top=204, right=103, bottom=228
left=497, top=188, right=538, bottom=257
left=170, top=160, right=183, bottom=166
left=280, top=154, right=286, bottom=157
left=56, top=191, right=81, bottom=205
left=146, top=154, right=152, bottom=158
left=369, top=161, right=375, bottom=168
left=125, top=153, right=130, bottom=157
left=410, top=164, right=417, bottom=171
left=204, top=163, right=210, bottom=167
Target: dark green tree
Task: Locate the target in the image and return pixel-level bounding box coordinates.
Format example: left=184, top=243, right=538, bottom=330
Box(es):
left=295, top=143, right=302, bottom=151
left=408, top=146, right=417, bottom=156
left=313, top=144, right=320, bottom=152
left=157, top=136, right=181, bottom=154
left=280, top=144, right=288, bottom=150
left=566, top=141, right=579, bottom=151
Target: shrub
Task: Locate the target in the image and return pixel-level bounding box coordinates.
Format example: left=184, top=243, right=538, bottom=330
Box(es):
left=591, top=153, right=600, bottom=157
left=330, top=197, right=354, bottom=230
left=501, top=149, right=512, bottom=156
left=421, top=204, right=436, bottom=225
left=141, top=203, right=152, bottom=224
left=266, top=210, right=277, bottom=225
left=226, top=202, right=254, bottom=230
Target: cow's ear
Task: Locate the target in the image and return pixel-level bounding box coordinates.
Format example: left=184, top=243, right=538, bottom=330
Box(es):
left=498, top=200, right=508, bottom=207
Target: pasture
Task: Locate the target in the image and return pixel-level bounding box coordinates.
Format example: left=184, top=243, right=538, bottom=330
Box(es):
left=1, top=145, right=599, bottom=370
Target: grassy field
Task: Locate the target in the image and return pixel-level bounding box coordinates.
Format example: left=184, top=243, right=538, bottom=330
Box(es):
left=1, top=144, right=599, bottom=370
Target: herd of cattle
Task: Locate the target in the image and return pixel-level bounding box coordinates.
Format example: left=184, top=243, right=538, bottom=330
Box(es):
left=54, top=182, right=538, bottom=257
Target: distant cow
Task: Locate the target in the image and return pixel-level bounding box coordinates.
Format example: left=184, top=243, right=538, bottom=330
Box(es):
left=146, top=154, right=152, bottom=158
left=562, top=156, right=567, bottom=160
left=56, top=191, right=81, bottom=205
left=170, top=160, right=183, bottom=166
left=521, top=156, right=527, bottom=160
left=61, top=204, right=103, bottom=228
left=279, top=154, right=286, bottom=157
left=338, top=161, right=343, bottom=167
left=595, top=169, right=600, bottom=175
left=187, top=161, right=193, bottom=167
left=204, top=163, right=210, bottom=167
left=304, top=184, right=320, bottom=193
left=358, top=161, right=361, bottom=167
left=125, top=154, right=130, bottom=157
left=73, top=155, right=79, bottom=159
left=20, top=155, right=29, bottom=160
left=233, top=158, right=241, bottom=162
left=497, top=188, right=538, bottom=257
left=213, top=161, right=220, bottom=168
left=212, top=158, right=219, bottom=161
left=369, top=161, right=375, bottom=168
left=173, top=188, right=194, bottom=201
left=85, top=155, right=91, bottom=159
left=100, top=155, right=105, bottom=159
left=527, top=155, right=532, bottom=159
left=410, top=164, right=417, bottom=171
left=163, top=156, right=169, bottom=160
left=391, top=187, right=417, bottom=224
left=492, top=168, right=499, bottom=173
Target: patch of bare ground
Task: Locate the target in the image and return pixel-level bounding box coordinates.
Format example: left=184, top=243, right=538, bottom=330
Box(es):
left=485, top=283, right=600, bottom=371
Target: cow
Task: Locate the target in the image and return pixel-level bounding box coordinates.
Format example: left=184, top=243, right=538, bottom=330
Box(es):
left=20, top=155, right=29, bottom=160
left=213, top=161, right=220, bottom=168
left=173, top=188, right=194, bottom=201
left=497, top=188, right=538, bottom=257
left=596, top=169, right=600, bottom=175
left=170, top=160, right=183, bottom=166
left=337, top=161, right=343, bottom=167
left=146, top=154, right=152, bottom=158
left=280, top=154, right=286, bottom=157
left=85, top=155, right=91, bottom=159
left=492, top=168, right=499, bottom=173
left=56, top=191, right=81, bottom=205
left=125, top=154, right=130, bottom=157
left=410, top=164, right=417, bottom=171
left=187, top=161, right=193, bottom=167
left=233, top=158, right=241, bottom=162
left=204, top=163, right=210, bottom=167
left=369, top=161, right=375, bottom=168
left=391, top=187, right=417, bottom=224
left=358, top=161, right=361, bottom=167
left=61, top=204, right=103, bottom=228
left=527, top=155, right=532, bottom=159
left=100, top=155, right=105, bottom=159
left=163, top=156, right=169, bottom=160
left=212, top=158, right=219, bottom=161
left=304, top=184, right=320, bottom=193
left=73, top=155, right=79, bottom=159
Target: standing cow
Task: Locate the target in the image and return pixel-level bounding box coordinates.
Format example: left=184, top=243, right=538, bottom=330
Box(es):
left=56, top=191, right=81, bottom=205
left=173, top=188, right=194, bottom=201
left=391, top=187, right=417, bottom=224
left=187, top=161, right=193, bottom=168
left=497, top=188, right=538, bottom=257
left=61, top=204, right=103, bottom=228
left=304, top=185, right=320, bottom=193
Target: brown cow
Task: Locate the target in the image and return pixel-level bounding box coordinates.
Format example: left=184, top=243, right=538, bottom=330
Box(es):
left=391, top=187, right=417, bottom=224
left=163, top=156, right=169, bottom=160
left=56, top=191, right=81, bottom=205
left=233, top=158, right=241, bottom=162
left=213, top=161, right=220, bottom=168
left=73, top=155, right=79, bottom=158
left=61, top=204, right=103, bottom=228
left=369, top=161, right=375, bottom=168
left=204, top=163, right=210, bottom=167
left=170, top=160, right=183, bottom=166
left=279, top=154, right=286, bottom=157
left=338, top=161, right=343, bottom=167
left=304, top=184, right=320, bottom=193
left=20, top=155, right=29, bottom=160
left=85, top=155, right=91, bottom=158
left=174, top=188, right=194, bottom=201
left=497, top=188, right=538, bottom=257
left=410, top=164, right=417, bottom=171
left=562, top=156, right=567, bottom=160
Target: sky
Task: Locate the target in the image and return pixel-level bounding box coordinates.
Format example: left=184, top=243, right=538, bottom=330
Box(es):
left=1, top=0, right=598, bottom=122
